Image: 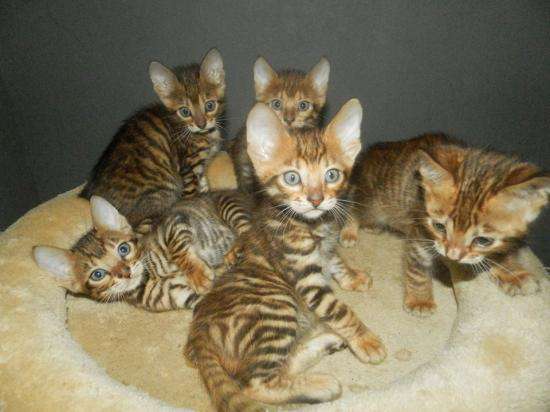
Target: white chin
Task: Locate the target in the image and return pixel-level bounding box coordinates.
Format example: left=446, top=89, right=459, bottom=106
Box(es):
left=301, top=209, right=324, bottom=220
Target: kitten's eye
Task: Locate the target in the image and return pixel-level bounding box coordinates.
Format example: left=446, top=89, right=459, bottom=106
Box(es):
left=204, top=100, right=216, bottom=112
left=90, top=269, right=107, bottom=282
left=178, top=107, right=191, bottom=118
left=432, top=222, right=446, bottom=233
left=271, top=99, right=282, bottom=111
left=283, top=171, right=301, bottom=186
left=325, top=168, right=340, bottom=183
left=298, top=100, right=311, bottom=111
left=118, top=242, right=131, bottom=257
left=473, top=236, right=494, bottom=247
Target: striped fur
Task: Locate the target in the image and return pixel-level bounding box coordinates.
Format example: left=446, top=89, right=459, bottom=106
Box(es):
left=229, top=56, right=330, bottom=194
left=80, top=49, right=226, bottom=226
left=33, top=191, right=251, bottom=311
left=344, top=133, right=549, bottom=316
left=185, top=101, right=385, bottom=412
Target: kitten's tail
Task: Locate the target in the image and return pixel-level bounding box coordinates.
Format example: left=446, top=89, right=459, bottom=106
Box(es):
left=188, top=344, right=265, bottom=412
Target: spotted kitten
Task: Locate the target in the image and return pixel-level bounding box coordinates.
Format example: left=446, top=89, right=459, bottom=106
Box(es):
left=186, top=100, right=385, bottom=412
left=229, top=56, right=330, bottom=194
left=33, top=192, right=250, bottom=311
left=80, top=48, right=226, bottom=226
left=343, top=133, right=549, bottom=316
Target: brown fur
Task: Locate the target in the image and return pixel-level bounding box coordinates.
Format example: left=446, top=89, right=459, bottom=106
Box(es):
left=344, top=133, right=549, bottom=315
left=80, top=49, right=226, bottom=226
left=186, top=101, right=385, bottom=412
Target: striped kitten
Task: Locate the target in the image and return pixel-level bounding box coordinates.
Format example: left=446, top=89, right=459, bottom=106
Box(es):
left=185, top=100, right=385, bottom=411
left=33, top=192, right=251, bottom=311
left=229, top=56, right=330, bottom=194
left=80, top=48, right=226, bottom=226
left=343, top=134, right=549, bottom=316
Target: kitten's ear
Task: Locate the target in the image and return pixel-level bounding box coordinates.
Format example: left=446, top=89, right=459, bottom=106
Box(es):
left=90, top=196, right=132, bottom=234
left=33, top=246, right=79, bottom=292
left=417, top=150, right=455, bottom=192
left=149, top=61, right=180, bottom=108
left=253, top=57, right=277, bottom=98
left=307, top=57, right=330, bottom=98
left=246, top=103, right=293, bottom=178
left=200, top=48, right=225, bottom=89
left=325, top=98, right=362, bottom=168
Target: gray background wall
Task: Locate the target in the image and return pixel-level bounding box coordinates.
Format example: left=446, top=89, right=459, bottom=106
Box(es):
left=0, top=0, right=548, bottom=263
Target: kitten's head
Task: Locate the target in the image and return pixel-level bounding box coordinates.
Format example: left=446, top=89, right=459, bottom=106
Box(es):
left=246, top=98, right=362, bottom=221
left=149, top=48, right=225, bottom=134
left=418, top=147, right=550, bottom=265
left=253, top=56, right=330, bottom=129
left=33, top=197, right=145, bottom=301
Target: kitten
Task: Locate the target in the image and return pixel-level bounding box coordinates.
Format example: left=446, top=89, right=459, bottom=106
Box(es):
left=80, top=48, right=226, bottom=226
left=185, top=100, right=385, bottom=411
left=33, top=192, right=251, bottom=311
left=229, top=56, right=330, bottom=194
left=343, top=133, right=549, bottom=316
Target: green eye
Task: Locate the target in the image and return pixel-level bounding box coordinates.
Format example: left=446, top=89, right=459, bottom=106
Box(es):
left=204, top=100, right=216, bottom=112
left=432, top=222, right=446, bottom=233
left=473, top=236, right=494, bottom=247
left=90, top=269, right=107, bottom=282
left=325, top=168, right=340, bottom=183
left=271, top=99, right=282, bottom=110
left=283, top=171, right=301, bottom=186
left=298, top=100, right=311, bottom=111
left=118, top=242, right=130, bottom=257
left=178, top=107, right=191, bottom=117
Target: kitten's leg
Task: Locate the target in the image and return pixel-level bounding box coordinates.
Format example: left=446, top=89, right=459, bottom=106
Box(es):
left=193, top=163, right=210, bottom=193
left=487, top=251, right=541, bottom=296
left=128, top=277, right=200, bottom=311
left=214, top=192, right=253, bottom=236
left=326, top=253, right=372, bottom=292
left=296, top=272, right=386, bottom=364
left=403, top=240, right=437, bottom=316
left=339, top=213, right=360, bottom=248
left=286, top=332, right=346, bottom=375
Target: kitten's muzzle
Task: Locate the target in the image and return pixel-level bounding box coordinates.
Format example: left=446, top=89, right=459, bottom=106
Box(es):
left=111, top=262, right=131, bottom=279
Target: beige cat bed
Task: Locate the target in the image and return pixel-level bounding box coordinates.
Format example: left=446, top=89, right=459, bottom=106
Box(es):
left=1, top=152, right=548, bottom=411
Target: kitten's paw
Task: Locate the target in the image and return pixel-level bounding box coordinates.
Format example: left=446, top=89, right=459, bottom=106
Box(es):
left=188, top=268, right=214, bottom=294
left=339, top=228, right=358, bottom=248
left=494, top=271, right=541, bottom=296
left=223, top=243, right=243, bottom=268
left=337, top=269, right=373, bottom=292
left=349, top=334, right=386, bottom=364
left=296, top=373, right=342, bottom=402
left=403, top=296, right=437, bottom=317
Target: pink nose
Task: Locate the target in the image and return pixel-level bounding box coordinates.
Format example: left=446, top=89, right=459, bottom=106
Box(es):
left=446, top=247, right=463, bottom=261
left=307, top=195, right=324, bottom=207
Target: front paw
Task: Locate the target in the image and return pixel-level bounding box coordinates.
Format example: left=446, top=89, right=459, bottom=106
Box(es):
left=339, top=227, right=358, bottom=248
left=337, top=269, right=372, bottom=292
left=348, top=333, right=386, bottom=364
left=492, top=271, right=540, bottom=297
left=404, top=295, right=437, bottom=317
left=188, top=268, right=215, bottom=294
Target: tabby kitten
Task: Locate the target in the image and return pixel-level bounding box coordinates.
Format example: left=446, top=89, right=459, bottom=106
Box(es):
left=33, top=192, right=251, bottom=311
left=229, top=56, right=330, bottom=193
left=80, top=48, right=226, bottom=226
left=185, top=100, right=385, bottom=412
left=343, top=134, right=549, bottom=316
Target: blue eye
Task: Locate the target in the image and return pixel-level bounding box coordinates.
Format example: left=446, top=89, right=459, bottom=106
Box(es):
left=271, top=99, right=282, bottom=110
left=204, top=100, right=216, bottom=112
left=325, top=169, right=340, bottom=183
left=178, top=107, right=191, bottom=117
left=118, top=242, right=130, bottom=257
left=283, top=171, right=301, bottom=186
left=473, top=236, right=494, bottom=247
left=298, top=100, right=311, bottom=111
left=90, top=269, right=107, bottom=282
left=432, top=222, right=446, bottom=233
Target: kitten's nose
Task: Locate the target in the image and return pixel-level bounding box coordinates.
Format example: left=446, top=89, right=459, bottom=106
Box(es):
left=194, top=114, right=206, bottom=129
left=446, top=247, right=464, bottom=261
left=307, top=194, right=324, bottom=207
left=283, top=111, right=295, bottom=126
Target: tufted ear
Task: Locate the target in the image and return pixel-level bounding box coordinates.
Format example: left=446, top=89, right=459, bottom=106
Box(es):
left=325, top=98, right=363, bottom=168
left=253, top=56, right=277, bottom=98
left=33, top=245, right=79, bottom=292
left=246, top=103, right=293, bottom=179
left=200, top=48, right=225, bottom=92
left=90, top=196, right=132, bottom=234
left=307, top=57, right=330, bottom=99
left=149, top=61, right=180, bottom=108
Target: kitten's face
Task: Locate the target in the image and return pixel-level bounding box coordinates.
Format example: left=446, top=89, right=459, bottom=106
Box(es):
left=33, top=197, right=146, bottom=301
left=253, top=57, right=330, bottom=129
left=246, top=99, right=362, bottom=221
left=150, top=48, right=225, bottom=134
left=419, top=149, right=550, bottom=265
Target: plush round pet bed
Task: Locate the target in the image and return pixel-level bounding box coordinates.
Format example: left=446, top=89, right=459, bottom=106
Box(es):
left=1, top=153, right=548, bottom=411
